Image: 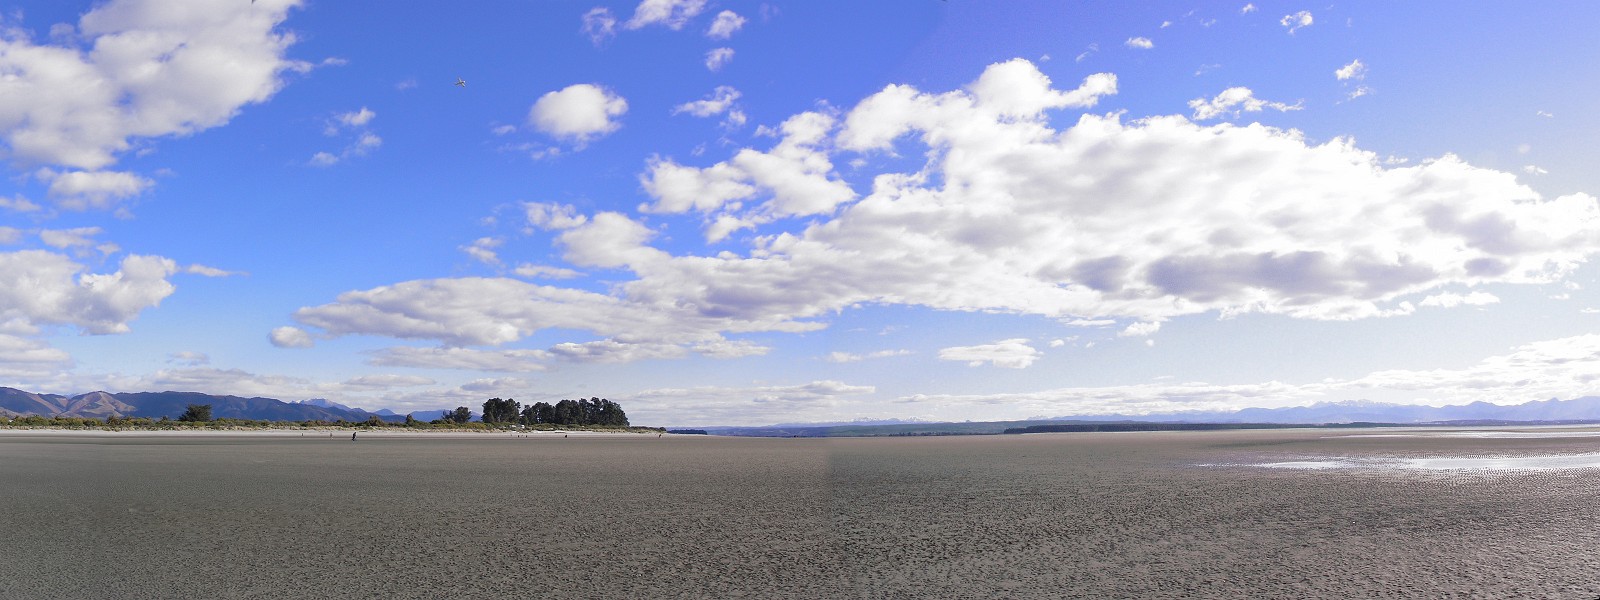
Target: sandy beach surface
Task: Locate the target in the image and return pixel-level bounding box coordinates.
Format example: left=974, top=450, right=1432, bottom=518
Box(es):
left=4, top=426, right=1600, bottom=598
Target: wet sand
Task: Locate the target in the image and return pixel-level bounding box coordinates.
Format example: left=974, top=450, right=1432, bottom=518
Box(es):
left=3, top=427, right=1600, bottom=598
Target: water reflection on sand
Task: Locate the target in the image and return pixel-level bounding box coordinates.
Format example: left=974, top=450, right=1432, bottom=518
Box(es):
left=1252, top=453, right=1600, bottom=471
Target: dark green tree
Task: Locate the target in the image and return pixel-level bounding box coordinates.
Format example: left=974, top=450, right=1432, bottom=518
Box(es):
left=404, top=414, right=419, bottom=426
left=481, top=397, right=521, bottom=424
left=177, top=404, right=212, bottom=422
left=442, top=406, right=472, bottom=424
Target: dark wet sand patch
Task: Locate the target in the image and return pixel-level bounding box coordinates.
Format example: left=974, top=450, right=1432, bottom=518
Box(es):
left=3, top=428, right=1600, bottom=598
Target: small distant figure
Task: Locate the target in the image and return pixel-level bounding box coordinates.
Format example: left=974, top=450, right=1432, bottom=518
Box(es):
left=351, top=432, right=357, bottom=441
left=455, top=77, right=467, bottom=87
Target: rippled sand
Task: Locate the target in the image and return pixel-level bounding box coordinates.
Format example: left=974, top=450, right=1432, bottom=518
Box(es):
left=4, top=427, right=1600, bottom=598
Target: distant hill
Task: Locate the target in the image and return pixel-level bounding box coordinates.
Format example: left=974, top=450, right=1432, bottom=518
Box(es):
left=700, top=397, right=1600, bottom=437
left=0, top=387, right=410, bottom=423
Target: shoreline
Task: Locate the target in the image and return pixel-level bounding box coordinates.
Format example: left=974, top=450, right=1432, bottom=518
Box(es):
left=0, top=427, right=664, bottom=438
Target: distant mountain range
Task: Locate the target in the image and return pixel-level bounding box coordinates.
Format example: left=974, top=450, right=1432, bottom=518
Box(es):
left=702, top=396, right=1600, bottom=437
left=0, top=388, right=412, bottom=423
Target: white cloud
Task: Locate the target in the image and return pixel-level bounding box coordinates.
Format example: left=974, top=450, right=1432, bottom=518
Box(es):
left=285, top=59, right=1600, bottom=366
left=673, top=86, right=741, bottom=117
left=581, top=7, right=618, bottom=45
left=939, top=338, right=1041, bottom=369
left=0, top=334, right=73, bottom=378
left=184, top=264, right=243, bottom=277
left=706, top=10, right=746, bottom=39
left=309, top=152, right=338, bottom=167
left=513, top=263, right=583, bottom=280
left=340, top=374, right=435, bottom=389
left=624, top=0, right=708, bottom=30
left=461, top=237, right=503, bottom=265
left=1125, top=37, right=1154, bottom=49
left=369, top=346, right=550, bottom=372
left=1119, top=321, right=1162, bottom=337
left=1335, top=59, right=1366, bottom=81
left=39, top=169, right=153, bottom=211
left=1281, top=11, right=1313, bottom=34
left=640, top=111, right=855, bottom=240
left=0, top=227, right=20, bottom=245
left=824, top=349, right=912, bottom=363
left=524, top=202, right=590, bottom=230
left=1241, top=4, right=1258, bottom=14
left=1189, top=87, right=1302, bottom=120
left=39, top=227, right=104, bottom=250
left=1075, top=43, right=1098, bottom=63
left=0, top=0, right=301, bottom=171
left=621, top=380, right=875, bottom=426
left=1417, top=291, right=1499, bottom=308
left=0, top=196, right=42, bottom=213
left=269, top=326, right=314, bottom=348
left=705, top=47, right=735, bottom=71
left=0, top=251, right=176, bottom=335
left=529, top=83, right=628, bottom=144
left=1524, top=165, right=1548, bottom=176
left=167, top=351, right=209, bottom=366
left=330, top=107, right=375, bottom=131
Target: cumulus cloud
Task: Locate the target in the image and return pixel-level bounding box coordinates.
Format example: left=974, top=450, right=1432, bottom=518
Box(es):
left=706, top=10, right=746, bottom=39
left=624, top=0, right=708, bottom=30
left=1188, top=87, right=1302, bottom=120
left=0, top=227, right=20, bottom=245
left=283, top=58, right=1600, bottom=368
left=1119, top=321, right=1161, bottom=337
left=461, top=237, right=503, bottom=265
left=0, top=0, right=301, bottom=171
left=39, top=169, right=153, bottom=211
left=269, top=326, right=314, bottom=348
left=1335, top=59, right=1367, bottom=81
left=1125, top=37, right=1154, bottom=49
left=529, top=84, right=628, bottom=144
left=641, top=111, right=853, bottom=240
left=0, top=251, right=176, bottom=335
left=1241, top=4, right=1258, bottom=14
left=1281, top=10, right=1313, bottom=33
left=673, top=86, right=744, bottom=123
left=939, top=339, right=1041, bottom=369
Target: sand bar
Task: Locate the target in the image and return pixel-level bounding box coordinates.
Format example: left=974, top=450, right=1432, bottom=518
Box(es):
left=4, top=426, right=1600, bottom=598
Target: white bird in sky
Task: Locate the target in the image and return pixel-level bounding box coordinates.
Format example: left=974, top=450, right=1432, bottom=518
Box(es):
left=455, top=77, right=466, bottom=87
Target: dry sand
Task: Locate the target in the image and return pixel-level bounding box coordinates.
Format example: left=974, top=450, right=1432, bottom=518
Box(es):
left=3, top=427, right=1600, bottom=598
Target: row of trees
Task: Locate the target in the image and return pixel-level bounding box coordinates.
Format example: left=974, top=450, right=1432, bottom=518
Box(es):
left=440, top=397, right=630, bottom=427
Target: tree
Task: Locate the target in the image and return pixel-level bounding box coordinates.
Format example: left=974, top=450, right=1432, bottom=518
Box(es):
left=404, top=414, right=418, bottom=426
left=481, top=397, right=521, bottom=424
left=442, top=406, right=472, bottom=424
left=177, top=404, right=212, bottom=422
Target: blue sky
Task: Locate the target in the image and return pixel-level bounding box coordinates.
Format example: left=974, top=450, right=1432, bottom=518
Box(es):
left=4, top=0, right=1600, bottom=426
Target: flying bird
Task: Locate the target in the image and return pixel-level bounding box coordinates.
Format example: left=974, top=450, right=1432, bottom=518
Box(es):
left=455, top=77, right=467, bottom=87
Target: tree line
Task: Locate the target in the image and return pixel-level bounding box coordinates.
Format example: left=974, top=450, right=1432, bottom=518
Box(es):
left=437, top=397, right=630, bottom=427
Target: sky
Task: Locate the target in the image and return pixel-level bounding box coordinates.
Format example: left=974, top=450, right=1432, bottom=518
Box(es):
left=3, top=0, right=1600, bottom=426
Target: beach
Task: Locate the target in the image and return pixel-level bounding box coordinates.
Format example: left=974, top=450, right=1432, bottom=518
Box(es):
left=3, top=427, right=1599, bottom=598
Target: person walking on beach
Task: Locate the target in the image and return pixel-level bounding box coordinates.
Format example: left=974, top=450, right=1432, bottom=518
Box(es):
left=351, top=431, right=357, bottom=441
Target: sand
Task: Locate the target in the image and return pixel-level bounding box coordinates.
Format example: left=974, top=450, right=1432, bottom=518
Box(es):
left=3, top=426, right=1600, bottom=598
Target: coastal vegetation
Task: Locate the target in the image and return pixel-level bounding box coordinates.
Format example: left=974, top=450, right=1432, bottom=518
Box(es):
left=0, top=398, right=659, bottom=433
